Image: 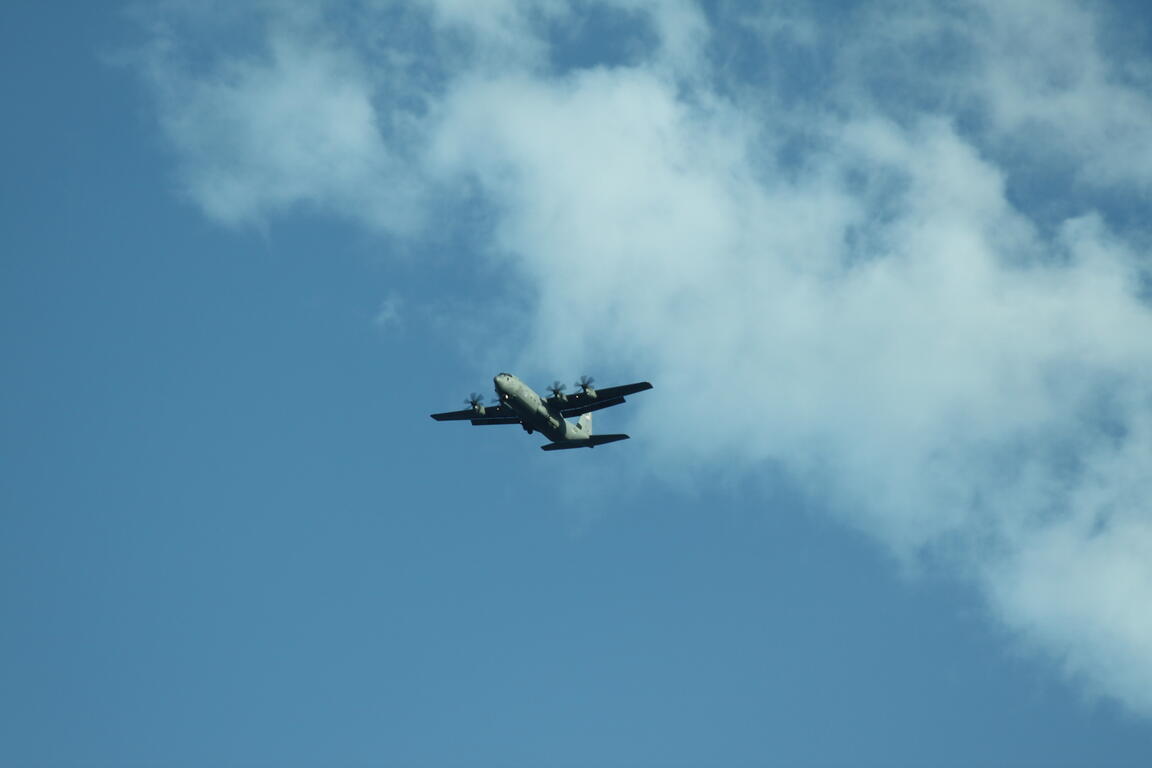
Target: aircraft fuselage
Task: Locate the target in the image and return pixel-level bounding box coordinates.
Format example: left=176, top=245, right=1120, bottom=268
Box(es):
left=494, top=373, right=589, bottom=444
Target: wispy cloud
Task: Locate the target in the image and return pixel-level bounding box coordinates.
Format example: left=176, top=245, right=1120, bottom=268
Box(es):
left=373, top=293, right=404, bottom=332
left=130, top=0, right=1152, bottom=715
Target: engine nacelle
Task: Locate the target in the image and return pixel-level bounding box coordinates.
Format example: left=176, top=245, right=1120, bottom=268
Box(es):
left=575, top=376, right=597, bottom=399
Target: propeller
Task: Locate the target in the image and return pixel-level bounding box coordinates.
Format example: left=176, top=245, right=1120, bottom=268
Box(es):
left=547, top=381, right=567, bottom=400
left=465, top=392, right=486, bottom=415
left=574, top=375, right=596, bottom=398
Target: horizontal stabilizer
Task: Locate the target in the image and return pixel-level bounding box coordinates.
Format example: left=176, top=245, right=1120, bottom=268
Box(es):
left=541, top=434, right=630, bottom=451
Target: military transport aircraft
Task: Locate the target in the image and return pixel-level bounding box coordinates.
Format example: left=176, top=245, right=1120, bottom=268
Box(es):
left=431, top=373, right=653, bottom=451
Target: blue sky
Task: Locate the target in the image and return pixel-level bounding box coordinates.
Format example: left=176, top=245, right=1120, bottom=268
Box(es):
left=4, top=1, right=1152, bottom=766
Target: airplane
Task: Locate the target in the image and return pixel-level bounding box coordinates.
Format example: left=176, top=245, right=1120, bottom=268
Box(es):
left=431, top=373, right=653, bottom=451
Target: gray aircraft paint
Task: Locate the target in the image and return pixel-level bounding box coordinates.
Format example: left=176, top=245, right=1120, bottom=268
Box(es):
left=431, top=373, right=651, bottom=450
left=495, top=373, right=591, bottom=443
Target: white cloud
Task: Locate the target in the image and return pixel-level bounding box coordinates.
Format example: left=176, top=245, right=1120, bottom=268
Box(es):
left=989, top=504, right=1152, bottom=712
left=138, top=9, right=427, bottom=231
left=970, top=0, right=1152, bottom=189
left=419, top=0, right=568, bottom=71
left=132, top=0, right=1152, bottom=716
left=802, top=0, right=1152, bottom=192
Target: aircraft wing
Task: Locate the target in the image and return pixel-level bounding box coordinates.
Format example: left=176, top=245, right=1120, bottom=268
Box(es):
left=430, top=403, right=521, bottom=425
left=556, top=381, right=653, bottom=417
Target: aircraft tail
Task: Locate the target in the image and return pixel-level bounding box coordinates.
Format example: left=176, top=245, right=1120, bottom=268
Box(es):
left=541, top=412, right=631, bottom=450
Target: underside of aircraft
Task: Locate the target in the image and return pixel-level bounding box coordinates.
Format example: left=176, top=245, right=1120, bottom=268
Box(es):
left=430, top=373, right=652, bottom=450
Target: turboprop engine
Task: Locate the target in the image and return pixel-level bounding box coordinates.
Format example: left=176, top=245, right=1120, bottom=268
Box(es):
left=575, top=375, right=597, bottom=399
